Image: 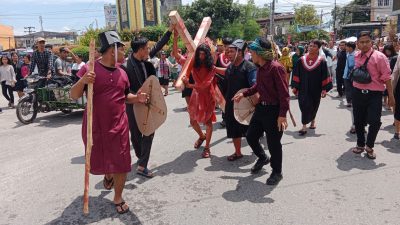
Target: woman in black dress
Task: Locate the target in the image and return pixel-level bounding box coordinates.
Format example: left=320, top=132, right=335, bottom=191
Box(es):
left=391, top=51, right=400, bottom=139
left=224, top=40, right=257, bottom=161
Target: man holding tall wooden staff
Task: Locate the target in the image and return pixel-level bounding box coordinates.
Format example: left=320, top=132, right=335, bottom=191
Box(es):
left=71, top=31, right=148, bottom=214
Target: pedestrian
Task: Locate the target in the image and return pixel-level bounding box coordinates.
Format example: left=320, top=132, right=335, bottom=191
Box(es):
left=158, top=51, right=173, bottom=96
left=335, top=41, right=347, bottom=98
left=182, top=43, right=226, bottom=158
left=328, top=41, right=338, bottom=86
left=392, top=54, right=400, bottom=139
left=382, top=44, right=398, bottom=110
left=233, top=37, right=290, bottom=185
left=291, top=40, right=332, bottom=135
left=54, top=47, right=72, bottom=76
left=290, top=45, right=304, bottom=86
left=343, top=41, right=356, bottom=133
left=29, top=37, right=53, bottom=78
left=0, top=56, right=17, bottom=108
left=71, top=54, right=86, bottom=77
left=120, top=23, right=173, bottom=178
left=279, top=47, right=292, bottom=83
left=14, top=55, right=31, bottom=98
left=71, top=31, right=148, bottom=214
left=351, top=31, right=395, bottom=159
left=224, top=39, right=257, bottom=161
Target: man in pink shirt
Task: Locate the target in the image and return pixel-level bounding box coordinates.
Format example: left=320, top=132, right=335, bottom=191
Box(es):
left=352, top=31, right=395, bottom=159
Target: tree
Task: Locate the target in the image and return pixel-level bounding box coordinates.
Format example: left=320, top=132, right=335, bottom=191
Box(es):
left=177, top=0, right=240, bottom=38
left=79, top=28, right=104, bottom=47
left=243, top=19, right=261, bottom=41
left=286, top=5, right=322, bottom=42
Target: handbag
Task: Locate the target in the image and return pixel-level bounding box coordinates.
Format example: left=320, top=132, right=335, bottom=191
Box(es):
left=350, top=50, right=374, bottom=84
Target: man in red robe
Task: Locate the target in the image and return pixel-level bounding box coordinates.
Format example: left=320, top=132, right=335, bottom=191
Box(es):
left=71, top=31, right=148, bottom=214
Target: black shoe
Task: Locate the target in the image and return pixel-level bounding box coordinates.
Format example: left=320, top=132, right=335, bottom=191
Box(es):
left=251, top=157, right=270, bottom=174
left=220, top=120, right=226, bottom=128
left=266, top=172, right=283, bottom=185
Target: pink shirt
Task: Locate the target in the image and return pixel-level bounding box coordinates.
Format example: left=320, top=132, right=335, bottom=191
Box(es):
left=353, top=48, right=391, bottom=92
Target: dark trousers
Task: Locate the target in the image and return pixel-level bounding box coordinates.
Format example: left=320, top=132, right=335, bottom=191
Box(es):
left=1, top=81, right=14, bottom=104
left=344, top=79, right=353, bottom=103
left=352, top=88, right=382, bottom=148
left=126, top=104, right=154, bottom=168
left=246, top=105, right=283, bottom=173
left=336, top=73, right=345, bottom=96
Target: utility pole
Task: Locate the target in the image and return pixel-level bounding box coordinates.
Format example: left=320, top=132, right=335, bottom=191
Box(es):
left=24, top=26, right=35, bottom=48
left=39, top=16, right=44, bottom=32
left=333, top=0, right=337, bottom=41
left=269, top=0, right=275, bottom=39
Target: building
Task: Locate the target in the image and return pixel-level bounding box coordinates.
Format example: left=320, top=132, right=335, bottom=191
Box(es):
left=160, top=0, right=182, bottom=19
left=0, top=24, right=15, bottom=51
left=256, top=13, right=295, bottom=36
left=116, top=0, right=162, bottom=31
left=14, top=31, right=77, bottom=48
left=104, top=4, right=118, bottom=30
left=371, top=0, right=396, bottom=21
left=392, top=0, right=400, bottom=33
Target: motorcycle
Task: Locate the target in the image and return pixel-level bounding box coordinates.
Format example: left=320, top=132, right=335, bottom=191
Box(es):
left=16, top=74, right=86, bottom=124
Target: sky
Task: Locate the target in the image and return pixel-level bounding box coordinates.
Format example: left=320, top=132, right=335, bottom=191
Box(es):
left=0, top=0, right=352, bottom=35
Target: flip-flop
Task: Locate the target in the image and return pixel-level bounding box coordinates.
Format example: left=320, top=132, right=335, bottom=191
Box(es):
left=115, top=201, right=129, bottom=214
left=352, top=146, right=364, bottom=154
left=202, top=148, right=211, bottom=158
left=227, top=153, right=243, bottom=161
left=103, top=176, right=114, bottom=190
left=137, top=168, right=154, bottom=178
left=194, top=135, right=206, bottom=149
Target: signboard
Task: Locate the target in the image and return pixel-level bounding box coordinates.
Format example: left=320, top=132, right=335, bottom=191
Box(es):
left=104, top=4, right=118, bottom=29
left=142, top=0, right=158, bottom=26
left=117, top=0, right=130, bottom=30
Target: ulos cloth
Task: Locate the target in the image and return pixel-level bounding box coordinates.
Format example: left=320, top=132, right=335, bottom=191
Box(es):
left=78, top=61, right=131, bottom=175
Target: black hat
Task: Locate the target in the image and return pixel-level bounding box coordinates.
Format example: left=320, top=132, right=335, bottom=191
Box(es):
left=229, top=39, right=246, bottom=50
left=98, top=31, right=125, bottom=53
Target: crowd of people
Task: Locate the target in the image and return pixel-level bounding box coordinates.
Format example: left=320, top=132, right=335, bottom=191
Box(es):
left=0, top=38, right=89, bottom=113
left=2, top=24, right=399, bottom=214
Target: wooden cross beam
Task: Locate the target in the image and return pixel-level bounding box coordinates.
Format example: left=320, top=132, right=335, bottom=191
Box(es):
left=169, top=11, right=211, bottom=90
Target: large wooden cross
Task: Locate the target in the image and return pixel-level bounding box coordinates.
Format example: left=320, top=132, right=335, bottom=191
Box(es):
left=169, top=11, right=212, bottom=90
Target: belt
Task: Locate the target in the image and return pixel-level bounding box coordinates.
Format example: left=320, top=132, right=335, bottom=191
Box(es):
left=259, top=101, right=278, bottom=106
left=355, top=88, right=380, bottom=95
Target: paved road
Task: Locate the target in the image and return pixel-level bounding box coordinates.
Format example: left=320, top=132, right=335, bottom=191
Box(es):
left=1, top=87, right=400, bottom=225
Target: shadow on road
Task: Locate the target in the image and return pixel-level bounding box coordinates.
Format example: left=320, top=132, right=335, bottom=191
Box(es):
left=13, top=110, right=83, bottom=129
left=336, top=149, right=386, bottom=171
left=284, top=130, right=325, bottom=139
left=220, top=172, right=276, bottom=204
left=204, top=154, right=257, bottom=173
left=378, top=140, right=400, bottom=154
left=45, top=191, right=142, bottom=225
left=71, top=155, right=85, bottom=164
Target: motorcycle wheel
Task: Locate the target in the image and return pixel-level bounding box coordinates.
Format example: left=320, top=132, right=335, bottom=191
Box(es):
left=16, top=97, right=38, bottom=124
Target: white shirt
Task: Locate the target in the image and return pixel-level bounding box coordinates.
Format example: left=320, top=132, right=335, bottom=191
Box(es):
left=72, top=62, right=85, bottom=71
left=0, top=65, right=16, bottom=85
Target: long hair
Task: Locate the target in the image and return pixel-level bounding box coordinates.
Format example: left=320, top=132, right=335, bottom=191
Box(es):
left=194, top=44, right=213, bottom=70
left=0, top=56, right=11, bottom=66
left=383, top=44, right=397, bottom=57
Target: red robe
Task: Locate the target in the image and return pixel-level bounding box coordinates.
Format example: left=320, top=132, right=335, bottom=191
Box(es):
left=188, top=66, right=217, bottom=124
left=78, top=61, right=131, bottom=175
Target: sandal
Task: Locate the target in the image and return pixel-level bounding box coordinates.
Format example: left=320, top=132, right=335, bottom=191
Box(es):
left=309, top=126, right=316, bottom=129
left=103, top=176, right=114, bottom=190
left=352, top=146, right=365, bottom=154
left=350, top=127, right=356, bottom=134
left=137, top=168, right=154, bottom=178
left=202, top=148, right=211, bottom=158
left=365, top=147, right=376, bottom=160
left=227, top=153, right=243, bottom=161
left=298, top=129, right=307, bottom=136
left=194, top=135, right=206, bottom=149
left=115, top=201, right=129, bottom=214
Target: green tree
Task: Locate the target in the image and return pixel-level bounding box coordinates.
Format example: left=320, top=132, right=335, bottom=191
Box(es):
left=287, top=5, right=323, bottom=42
left=243, top=19, right=261, bottom=41
left=79, top=28, right=104, bottom=47
left=219, top=22, right=243, bottom=39
left=177, top=0, right=240, bottom=38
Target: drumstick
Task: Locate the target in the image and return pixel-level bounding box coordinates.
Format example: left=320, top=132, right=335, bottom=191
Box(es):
left=83, top=39, right=95, bottom=215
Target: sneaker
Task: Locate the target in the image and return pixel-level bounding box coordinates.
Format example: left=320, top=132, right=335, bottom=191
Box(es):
left=251, top=157, right=270, bottom=174
left=266, top=172, right=283, bottom=185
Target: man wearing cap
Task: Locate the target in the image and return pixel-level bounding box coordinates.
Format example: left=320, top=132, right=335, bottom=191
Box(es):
left=71, top=31, right=148, bottom=214
left=233, top=37, right=290, bottom=185
left=224, top=39, right=257, bottom=161
left=121, top=24, right=174, bottom=178
left=29, top=37, right=53, bottom=78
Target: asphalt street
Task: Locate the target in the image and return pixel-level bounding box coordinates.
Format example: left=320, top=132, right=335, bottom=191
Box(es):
left=0, top=87, right=399, bottom=225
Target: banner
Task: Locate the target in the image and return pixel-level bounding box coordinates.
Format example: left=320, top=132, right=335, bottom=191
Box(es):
left=296, top=22, right=331, bottom=33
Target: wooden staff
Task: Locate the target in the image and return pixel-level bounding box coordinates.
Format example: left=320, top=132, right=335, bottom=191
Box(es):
left=83, top=39, right=96, bottom=215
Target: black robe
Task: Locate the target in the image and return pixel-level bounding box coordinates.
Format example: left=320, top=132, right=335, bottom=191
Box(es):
left=224, top=60, right=257, bottom=138
left=291, top=55, right=332, bottom=124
